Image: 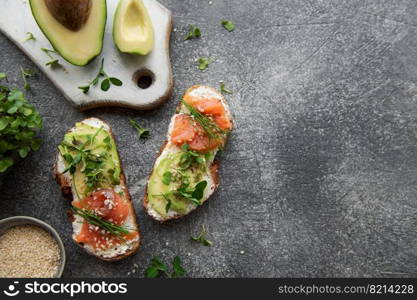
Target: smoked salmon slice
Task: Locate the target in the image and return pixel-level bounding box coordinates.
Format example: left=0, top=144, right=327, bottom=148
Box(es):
left=183, top=94, right=232, bottom=130
left=171, top=114, right=223, bottom=152
left=171, top=90, right=231, bottom=152
left=73, top=189, right=134, bottom=249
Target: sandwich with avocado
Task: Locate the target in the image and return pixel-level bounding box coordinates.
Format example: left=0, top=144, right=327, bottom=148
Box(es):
left=144, top=85, right=233, bottom=221
left=54, top=118, right=140, bottom=260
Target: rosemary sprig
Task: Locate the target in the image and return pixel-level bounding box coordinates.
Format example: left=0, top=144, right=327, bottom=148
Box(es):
left=181, top=100, right=227, bottom=140
left=71, top=206, right=130, bottom=237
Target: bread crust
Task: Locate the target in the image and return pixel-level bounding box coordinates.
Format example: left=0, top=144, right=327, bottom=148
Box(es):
left=53, top=118, right=140, bottom=261
left=143, top=85, right=231, bottom=222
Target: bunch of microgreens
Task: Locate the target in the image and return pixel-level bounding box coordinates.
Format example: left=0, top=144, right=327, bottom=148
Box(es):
left=0, top=73, right=42, bottom=173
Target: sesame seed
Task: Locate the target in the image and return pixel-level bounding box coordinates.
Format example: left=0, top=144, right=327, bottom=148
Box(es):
left=0, top=225, right=60, bottom=278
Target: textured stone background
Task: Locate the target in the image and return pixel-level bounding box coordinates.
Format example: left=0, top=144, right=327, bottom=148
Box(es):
left=1, top=0, right=417, bottom=277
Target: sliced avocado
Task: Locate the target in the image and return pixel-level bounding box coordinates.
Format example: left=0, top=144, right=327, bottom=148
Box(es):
left=147, top=152, right=206, bottom=217
left=58, top=122, right=121, bottom=197
left=29, top=0, right=107, bottom=66
left=113, top=0, right=154, bottom=55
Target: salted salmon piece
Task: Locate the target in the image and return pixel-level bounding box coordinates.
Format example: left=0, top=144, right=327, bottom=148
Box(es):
left=213, top=114, right=232, bottom=130
left=73, top=189, right=129, bottom=226
left=76, top=222, right=138, bottom=250
left=188, top=133, right=223, bottom=152
left=183, top=94, right=232, bottom=130
left=73, top=189, right=134, bottom=250
left=171, top=114, right=223, bottom=152
left=171, top=114, right=196, bottom=145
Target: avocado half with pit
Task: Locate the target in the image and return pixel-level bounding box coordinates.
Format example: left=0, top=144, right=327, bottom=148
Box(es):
left=29, top=0, right=107, bottom=66
left=113, top=0, right=154, bottom=55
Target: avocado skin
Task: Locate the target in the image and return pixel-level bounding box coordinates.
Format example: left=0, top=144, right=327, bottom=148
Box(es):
left=28, top=0, right=107, bottom=66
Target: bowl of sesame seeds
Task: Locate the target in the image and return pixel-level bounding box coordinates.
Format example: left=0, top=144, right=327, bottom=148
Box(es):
left=0, top=216, right=66, bottom=278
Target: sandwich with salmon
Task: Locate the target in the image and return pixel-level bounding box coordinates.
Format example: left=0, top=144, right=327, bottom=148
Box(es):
left=54, top=118, right=140, bottom=261
left=144, top=85, right=233, bottom=221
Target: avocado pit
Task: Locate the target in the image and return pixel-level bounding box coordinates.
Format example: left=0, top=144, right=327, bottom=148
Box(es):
left=44, top=0, right=92, bottom=31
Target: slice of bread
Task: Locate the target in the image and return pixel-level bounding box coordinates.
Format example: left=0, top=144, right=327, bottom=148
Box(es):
left=144, top=85, right=233, bottom=222
left=54, top=118, right=140, bottom=261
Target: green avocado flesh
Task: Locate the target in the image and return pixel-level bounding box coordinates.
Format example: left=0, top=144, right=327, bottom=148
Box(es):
left=147, top=151, right=212, bottom=217
left=29, top=0, right=107, bottom=66
left=113, top=0, right=154, bottom=55
left=58, top=122, right=121, bottom=198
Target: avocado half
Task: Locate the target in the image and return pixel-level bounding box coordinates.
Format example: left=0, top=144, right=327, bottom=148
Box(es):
left=29, top=0, right=107, bottom=66
left=113, top=0, right=154, bottom=55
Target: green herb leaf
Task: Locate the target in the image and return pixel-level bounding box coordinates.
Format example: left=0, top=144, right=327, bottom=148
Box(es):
left=162, top=171, right=172, bottom=185
left=20, top=67, right=34, bottom=90
left=151, top=257, right=168, bottom=272
left=184, top=25, right=201, bottom=40
left=130, top=119, right=150, bottom=139
left=0, top=118, right=8, bottom=130
left=145, top=266, right=159, bottom=278
left=191, top=225, right=213, bottom=246
left=45, top=59, right=61, bottom=68
left=0, top=157, right=14, bottom=173
left=172, top=256, right=186, bottom=278
left=197, top=57, right=214, bottom=70
left=0, top=72, right=7, bottom=81
left=18, top=147, right=30, bottom=158
left=23, top=32, right=36, bottom=42
left=176, top=180, right=207, bottom=206
left=192, top=181, right=207, bottom=201
left=78, top=85, right=90, bottom=94
left=220, top=82, right=233, bottom=94
left=109, top=77, right=123, bottom=86
left=165, top=198, right=172, bottom=213
left=41, top=48, right=57, bottom=57
left=101, top=78, right=110, bottom=91
left=221, top=20, right=235, bottom=32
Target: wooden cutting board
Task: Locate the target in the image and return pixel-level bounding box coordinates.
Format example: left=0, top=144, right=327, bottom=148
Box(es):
left=0, top=0, right=173, bottom=110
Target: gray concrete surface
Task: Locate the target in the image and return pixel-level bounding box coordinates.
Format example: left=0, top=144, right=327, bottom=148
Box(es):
left=1, top=0, right=417, bottom=277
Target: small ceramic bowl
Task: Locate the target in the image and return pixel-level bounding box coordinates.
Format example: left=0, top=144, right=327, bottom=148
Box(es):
left=0, top=216, right=66, bottom=278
